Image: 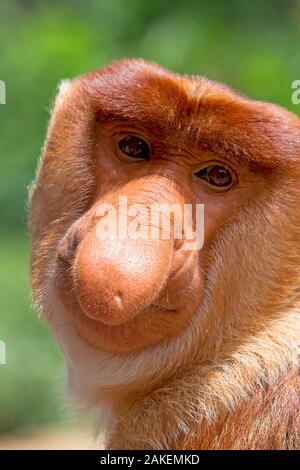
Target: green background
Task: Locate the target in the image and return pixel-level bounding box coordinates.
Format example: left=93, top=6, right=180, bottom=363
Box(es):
left=0, top=0, right=300, bottom=434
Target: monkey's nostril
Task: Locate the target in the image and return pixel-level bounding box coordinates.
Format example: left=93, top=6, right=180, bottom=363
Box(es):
left=114, top=290, right=124, bottom=308
left=174, top=238, right=185, bottom=250
left=69, top=232, right=81, bottom=256
left=58, top=230, right=82, bottom=265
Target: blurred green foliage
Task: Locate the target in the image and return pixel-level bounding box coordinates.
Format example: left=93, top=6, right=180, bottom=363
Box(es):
left=0, top=0, right=299, bottom=433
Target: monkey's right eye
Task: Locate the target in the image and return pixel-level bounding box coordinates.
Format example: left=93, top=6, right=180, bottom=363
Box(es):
left=118, top=136, right=150, bottom=160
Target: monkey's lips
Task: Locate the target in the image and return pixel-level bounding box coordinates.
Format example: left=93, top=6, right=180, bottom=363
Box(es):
left=60, top=293, right=187, bottom=354
left=151, top=303, right=178, bottom=313
left=55, top=265, right=194, bottom=354
left=55, top=243, right=202, bottom=353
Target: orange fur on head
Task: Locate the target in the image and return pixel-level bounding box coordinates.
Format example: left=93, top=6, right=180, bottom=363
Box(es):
left=29, top=59, right=300, bottom=449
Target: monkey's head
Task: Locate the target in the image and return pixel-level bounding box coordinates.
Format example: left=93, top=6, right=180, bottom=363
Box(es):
left=29, top=60, right=300, bottom=404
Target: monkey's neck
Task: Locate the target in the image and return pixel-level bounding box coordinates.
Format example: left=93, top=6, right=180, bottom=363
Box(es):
left=106, top=309, right=300, bottom=450
left=180, top=366, right=300, bottom=450
left=107, top=364, right=300, bottom=450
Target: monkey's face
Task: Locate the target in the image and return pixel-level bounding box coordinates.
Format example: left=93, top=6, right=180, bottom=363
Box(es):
left=30, top=60, right=300, bottom=356
left=55, top=128, right=261, bottom=354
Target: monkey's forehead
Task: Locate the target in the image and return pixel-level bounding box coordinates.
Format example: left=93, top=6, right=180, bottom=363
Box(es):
left=75, top=59, right=300, bottom=169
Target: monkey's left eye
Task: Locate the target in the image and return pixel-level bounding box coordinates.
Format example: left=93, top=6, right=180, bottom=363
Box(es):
left=194, top=165, right=233, bottom=189
left=118, top=136, right=150, bottom=160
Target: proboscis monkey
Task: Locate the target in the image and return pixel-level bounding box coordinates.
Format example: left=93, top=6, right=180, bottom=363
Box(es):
left=29, top=59, right=300, bottom=449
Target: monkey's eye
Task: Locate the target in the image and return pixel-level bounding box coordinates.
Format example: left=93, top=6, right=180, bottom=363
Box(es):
left=118, top=136, right=150, bottom=160
left=194, top=165, right=233, bottom=189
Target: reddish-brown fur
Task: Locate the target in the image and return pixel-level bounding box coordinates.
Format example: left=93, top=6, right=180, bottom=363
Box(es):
left=29, top=59, right=300, bottom=449
left=183, top=368, right=300, bottom=450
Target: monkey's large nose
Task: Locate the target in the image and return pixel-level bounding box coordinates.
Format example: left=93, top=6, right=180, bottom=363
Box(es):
left=73, top=231, right=174, bottom=325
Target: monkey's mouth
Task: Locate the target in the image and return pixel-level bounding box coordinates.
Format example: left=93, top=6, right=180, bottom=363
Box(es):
left=151, top=303, right=178, bottom=314
left=54, top=257, right=194, bottom=353
left=54, top=226, right=203, bottom=353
